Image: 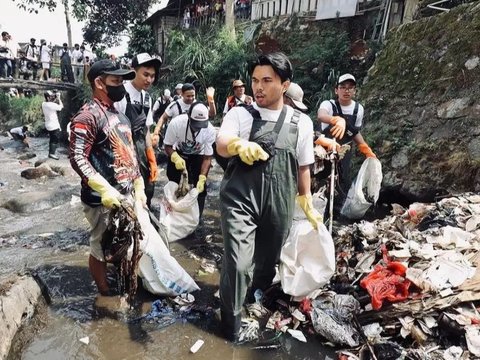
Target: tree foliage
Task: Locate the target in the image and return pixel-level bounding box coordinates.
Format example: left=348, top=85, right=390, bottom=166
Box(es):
left=12, top=0, right=155, bottom=47
left=127, top=23, right=157, bottom=57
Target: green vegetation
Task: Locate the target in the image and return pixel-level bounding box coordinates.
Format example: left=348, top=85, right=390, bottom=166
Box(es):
left=160, top=16, right=357, bottom=122
left=0, top=93, right=44, bottom=133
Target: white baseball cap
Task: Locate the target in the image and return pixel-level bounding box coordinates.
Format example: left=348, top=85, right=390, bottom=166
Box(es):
left=285, top=82, right=307, bottom=111
left=163, top=89, right=171, bottom=97
left=175, top=83, right=183, bottom=90
left=189, top=103, right=209, bottom=129
left=338, top=73, right=356, bottom=85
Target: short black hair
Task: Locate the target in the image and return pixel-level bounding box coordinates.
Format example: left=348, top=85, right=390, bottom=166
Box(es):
left=1, top=32, right=8, bottom=37
left=182, top=83, right=195, bottom=92
left=74, top=43, right=79, bottom=47
left=249, top=52, right=293, bottom=83
left=63, top=43, right=68, bottom=47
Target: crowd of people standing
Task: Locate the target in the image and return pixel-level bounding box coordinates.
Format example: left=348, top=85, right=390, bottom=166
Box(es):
left=0, top=30, right=96, bottom=83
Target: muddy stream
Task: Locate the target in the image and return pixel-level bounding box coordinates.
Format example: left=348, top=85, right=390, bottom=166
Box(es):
left=0, top=135, right=335, bottom=359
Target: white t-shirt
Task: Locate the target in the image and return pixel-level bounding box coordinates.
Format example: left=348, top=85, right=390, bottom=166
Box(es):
left=318, top=100, right=364, bottom=131
left=164, top=114, right=216, bottom=156
left=42, top=101, right=63, bottom=131
left=114, top=81, right=154, bottom=126
left=218, top=103, right=314, bottom=166
left=10, top=126, right=25, bottom=136
left=71, top=49, right=83, bottom=64
left=165, top=98, right=191, bottom=119
left=223, top=94, right=248, bottom=114
left=40, top=45, right=51, bottom=63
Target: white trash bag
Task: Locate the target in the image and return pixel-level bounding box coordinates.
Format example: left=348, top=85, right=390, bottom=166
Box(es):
left=135, top=201, right=200, bottom=295
left=341, top=157, right=382, bottom=220
left=279, top=204, right=335, bottom=297
left=162, top=181, right=200, bottom=242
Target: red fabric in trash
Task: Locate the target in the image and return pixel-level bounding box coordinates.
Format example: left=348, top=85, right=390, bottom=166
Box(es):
left=360, top=247, right=411, bottom=310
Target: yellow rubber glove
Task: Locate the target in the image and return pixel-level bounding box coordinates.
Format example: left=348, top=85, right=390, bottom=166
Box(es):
left=330, top=116, right=346, bottom=140
left=226, top=137, right=269, bottom=166
left=146, top=146, right=158, bottom=182
left=171, top=151, right=186, bottom=170
left=297, top=194, right=323, bottom=230
left=133, top=177, right=147, bottom=206
left=196, top=174, right=207, bottom=193
left=358, top=143, right=377, bottom=158
left=87, top=173, right=122, bottom=209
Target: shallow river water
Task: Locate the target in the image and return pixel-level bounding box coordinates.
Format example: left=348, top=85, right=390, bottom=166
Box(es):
left=0, top=135, right=335, bottom=360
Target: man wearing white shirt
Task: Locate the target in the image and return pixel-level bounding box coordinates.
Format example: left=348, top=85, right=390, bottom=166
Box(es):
left=71, top=44, right=84, bottom=83
left=114, top=53, right=161, bottom=208
left=0, top=32, right=18, bottom=79
left=163, top=102, right=216, bottom=216
left=215, top=52, right=322, bottom=342
left=317, top=73, right=376, bottom=203
left=152, top=83, right=216, bottom=148
left=42, top=91, right=63, bottom=159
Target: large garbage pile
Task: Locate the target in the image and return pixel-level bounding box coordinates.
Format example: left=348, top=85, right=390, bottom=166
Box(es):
left=232, top=193, right=480, bottom=358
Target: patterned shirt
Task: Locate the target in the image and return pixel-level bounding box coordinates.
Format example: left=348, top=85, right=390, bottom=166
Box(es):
left=69, top=98, right=140, bottom=206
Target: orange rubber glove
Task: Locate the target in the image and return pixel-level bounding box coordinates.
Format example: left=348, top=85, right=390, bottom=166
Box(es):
left=314, top=136, right=341, bottom=152
left=358, top=143, right=377, bottom=158
left=330, top=116, right=346, bottom=140
left=146, top=146, right=158, bottom=183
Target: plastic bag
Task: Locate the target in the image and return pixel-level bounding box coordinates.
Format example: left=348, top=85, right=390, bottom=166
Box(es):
left=135, top=201, right=200, bottom=295
left=279, top=204, right=335, bottom=297
left=341, top=157, right=382, bottom=219
left=162, top=181, right=200, bottom=242
left=360, top=247, right=411, bottom=310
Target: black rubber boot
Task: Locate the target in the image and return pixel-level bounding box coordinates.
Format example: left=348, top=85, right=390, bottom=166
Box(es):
left=220, top=310, right=241, bottom=342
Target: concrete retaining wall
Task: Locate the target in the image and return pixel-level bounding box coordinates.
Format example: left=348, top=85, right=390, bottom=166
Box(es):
left=0, top=275, right=42, bottom=360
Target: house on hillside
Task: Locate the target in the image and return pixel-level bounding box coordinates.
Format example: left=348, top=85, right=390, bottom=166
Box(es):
left=146, top=0, right=253, bottom=63
left=251, top=0, right=421, bottom=40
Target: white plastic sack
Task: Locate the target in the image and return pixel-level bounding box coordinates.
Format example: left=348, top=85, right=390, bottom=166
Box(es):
left=135, top=201, right=200, bottom=295
left=163, top=181, right=200, bottom=242
left=280, top=205, right=335, bottom=297
left=341, top=157, right=382, bottom=220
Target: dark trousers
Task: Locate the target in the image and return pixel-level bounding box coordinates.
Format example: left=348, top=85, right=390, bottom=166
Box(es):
left=48, top=129, right=60, bottom=155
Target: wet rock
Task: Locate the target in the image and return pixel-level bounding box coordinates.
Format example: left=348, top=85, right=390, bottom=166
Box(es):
left=467, top=137, right=480, bottom=159
left=465, top=56, right=479, bottom=70
left=436, top=98, right=471, bottom=119
left=1, top=188, right=75, bottom=213
left=0, top=275, right=43, bottom=360
left=34, top=159, right=70, bottom=176
left=391, top=147, right=409, bottom=169
left=18, top=153, right=36, bottom=161
left=21, top=164, right=59, bottom=179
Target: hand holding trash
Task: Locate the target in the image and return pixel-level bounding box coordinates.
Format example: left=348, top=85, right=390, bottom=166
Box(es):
left=314, top=136, right=341, bottom=152
left=330, top=116, right=346, bottom=140
left=171, top=151, right=186, bottom=170
left=133, top=177, right=147, bottom=207
left=227, top=137, right=269, bottom=165
left=297, top=194, right=323, bottom=229
left=196, top=174, right=206, bottom=193
left=358, top=143, right=377, bottom=158
left=87, top=173, right=122, bottom=209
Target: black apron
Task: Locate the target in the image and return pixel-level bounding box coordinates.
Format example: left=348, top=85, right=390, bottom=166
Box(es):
left=125, top=92, right=154, bottom=207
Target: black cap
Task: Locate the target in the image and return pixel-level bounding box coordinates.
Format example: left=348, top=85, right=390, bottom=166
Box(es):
left=30, top=38, right=36, bottom=42
left=87, top=60, right=136, bottom=82
left=131, top=53, right=162, bottom=70
left=1, top=32, right=8, bottom=37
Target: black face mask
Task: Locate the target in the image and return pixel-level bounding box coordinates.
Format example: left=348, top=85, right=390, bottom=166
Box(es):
left=105, top=84, right=126, bottom=102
